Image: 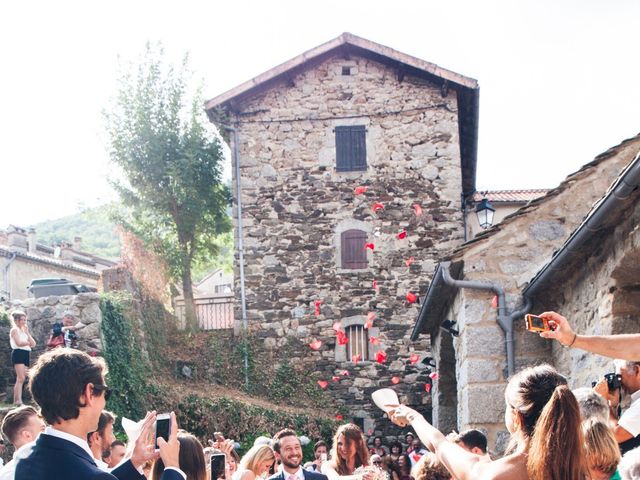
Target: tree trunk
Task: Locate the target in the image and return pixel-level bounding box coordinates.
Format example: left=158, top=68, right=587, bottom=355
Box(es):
left=181, top=263, right=197, bottom=332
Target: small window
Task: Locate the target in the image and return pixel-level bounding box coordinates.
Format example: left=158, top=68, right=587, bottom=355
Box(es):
left=341, top=229, right=367, bottom=269
left=342, top=66, right=352, bottom=76
left=335, top=125, right=366, bottom=172
left=346, top=325, right=368, bottom=360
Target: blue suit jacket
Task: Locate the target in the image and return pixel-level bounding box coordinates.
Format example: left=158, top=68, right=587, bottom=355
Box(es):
left=268, top=469, right=328, bottom=480
left=15, top=433, right=182, bottom=480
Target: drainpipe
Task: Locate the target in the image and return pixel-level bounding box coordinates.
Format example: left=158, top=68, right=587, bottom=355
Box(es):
left=441, top=261, right=530, bottom=377
left=222, top=124, right=249, bottom=389
left=2, top=252, right=17, bottom=300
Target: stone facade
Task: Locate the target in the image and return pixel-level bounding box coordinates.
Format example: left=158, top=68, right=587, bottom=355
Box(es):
left=419, top=135, right=640, bottom=451
left=209, top=41, right=478, bottom=436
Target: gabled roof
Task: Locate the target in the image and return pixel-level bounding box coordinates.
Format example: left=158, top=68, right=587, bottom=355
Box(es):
left=205, top=32, right=480, bottom=198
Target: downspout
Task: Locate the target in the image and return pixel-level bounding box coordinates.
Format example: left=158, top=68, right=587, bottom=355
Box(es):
left=441, top=261, right=530, bottom=377
left=222, top=125, right=249, bottom=389
left=2, top=252, right=17, bottom=300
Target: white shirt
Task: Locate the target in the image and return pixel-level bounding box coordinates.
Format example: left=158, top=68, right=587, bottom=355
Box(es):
left=282, top=467, right=305, bottom=480
left=9, top=329, right=31, bottom=351
left=0, top=441, right=36, bottom=480
left=619, top=389, right=640, bottom=437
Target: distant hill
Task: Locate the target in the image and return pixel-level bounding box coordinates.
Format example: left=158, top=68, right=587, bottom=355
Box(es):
left=31, top=204, right=121, bottom=260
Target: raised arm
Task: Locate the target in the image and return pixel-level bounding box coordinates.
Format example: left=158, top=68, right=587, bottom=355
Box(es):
left=539, top=311, right=640, bottom=360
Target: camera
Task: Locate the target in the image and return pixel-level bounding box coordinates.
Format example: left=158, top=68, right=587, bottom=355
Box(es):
left=591, top=373, right=622, bottom=390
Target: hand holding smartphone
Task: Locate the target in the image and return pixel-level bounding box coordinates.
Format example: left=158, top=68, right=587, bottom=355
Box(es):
left=155, top=413, right=171, bottom=450
left=210, top=453, right=226, bottom=480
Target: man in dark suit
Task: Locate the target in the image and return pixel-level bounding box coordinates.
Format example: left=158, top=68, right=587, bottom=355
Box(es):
left=15, top=348, right=185, bottom=480
left=269, top=429, right=328, bottom=480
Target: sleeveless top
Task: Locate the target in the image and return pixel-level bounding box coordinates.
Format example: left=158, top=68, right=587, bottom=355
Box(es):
left=10, top=328, right=31, bottom=351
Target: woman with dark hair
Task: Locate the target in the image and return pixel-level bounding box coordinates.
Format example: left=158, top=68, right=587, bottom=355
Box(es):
left=387, top=442, right=403, bottom=480
left=370, top=436, right=387, bottom=457
left=152, top=431, right=207, bottom=480
left=396, top=455, right=412, bottom=480
left=388, top=364, right=587, bottom=480
left=322, top=423, right=374, bottom=480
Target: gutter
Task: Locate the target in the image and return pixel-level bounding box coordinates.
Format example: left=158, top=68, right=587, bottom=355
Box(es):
left=2, top=252, right=17, bottom=300
left=523, top=152, right=640, bottom=300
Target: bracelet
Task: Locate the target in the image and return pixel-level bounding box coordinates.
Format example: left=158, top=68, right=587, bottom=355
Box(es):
left=564, top=332, right=577, bottom=348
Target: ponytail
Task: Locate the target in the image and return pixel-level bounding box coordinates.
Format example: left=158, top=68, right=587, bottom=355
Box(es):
left=527, top=385, right=588, bottom=480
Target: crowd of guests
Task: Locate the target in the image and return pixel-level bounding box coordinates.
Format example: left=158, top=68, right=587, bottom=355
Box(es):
left=5, top=309, right=640, bottom=479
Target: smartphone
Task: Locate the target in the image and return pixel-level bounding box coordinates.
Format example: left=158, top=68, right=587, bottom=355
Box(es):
left=155, top=413, right=171, bottom=449
left=210, top=453, right=226, bottom=480
left=320, top=453, right=328, bottom=462
left=524, top=314, right=551, bottom=332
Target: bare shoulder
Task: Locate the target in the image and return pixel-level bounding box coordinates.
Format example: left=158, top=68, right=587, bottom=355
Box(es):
left=241, top=470, right=257, bottom=480
left=474, top=454, right=527, bottom=480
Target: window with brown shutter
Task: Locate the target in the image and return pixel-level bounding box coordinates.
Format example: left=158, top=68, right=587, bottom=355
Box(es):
left=341, top=229, right=368, bottom=269
left=335, top=125, right=367, bottom=171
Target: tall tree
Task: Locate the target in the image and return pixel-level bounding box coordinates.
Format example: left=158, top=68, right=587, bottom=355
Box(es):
left=105, top=44, right=231, bottom=330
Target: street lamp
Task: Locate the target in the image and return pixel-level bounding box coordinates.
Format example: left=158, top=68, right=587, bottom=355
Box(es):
left=475, top=198, right=495, bottom=229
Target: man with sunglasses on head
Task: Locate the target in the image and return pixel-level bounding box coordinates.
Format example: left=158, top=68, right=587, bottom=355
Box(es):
left=15, top=348, right=185, bottom=480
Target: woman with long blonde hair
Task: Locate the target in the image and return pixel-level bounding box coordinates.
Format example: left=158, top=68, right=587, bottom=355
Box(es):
left=389, top=364, right=587, bottom=480
left=9, top=310, right=36, bottom=405
left=234, top=444, right=275, bottom=480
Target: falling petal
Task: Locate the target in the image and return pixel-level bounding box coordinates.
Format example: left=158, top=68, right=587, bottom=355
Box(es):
left=332, top=322, right=342, bottom=332
left=424, top=383, right=432, bottom=393
left=341, top=370, right=350, bottom=376
left=413, top=204, right=423, bottom=216
left=354, top=186, right=368, bottom=195
left=406, top=292, right=418, bottom=304
left=365, top=242, right=375, bottom=251
left=429, top=372, right=439, bottom=381
left=352, top=354, right=362, bottom=364
left=332, top=376, right=341, bottom=382
left=335, top=414, right=343, bottom=421
left=491, top=295, right=498, bottom=308
left=365, top=319, right=374, bottom=329
left=391, top=376, right=401, bottom=385
left=376, top=351, right=387, bottom=364
left=409, top=353, right=420, bottom=364
left=315, top=299, right=322, bottom=316
left=397, top=230, right=407, bottom=240
left=309, top=340, right=322, bottom=351
left=369, top=336, right=380, bottom=345
left=373, top=279, right=378, bottom=291
left=336, top=331, right=349, bottom=345
left=374, top=227, right=381, bottom=237
left=372, top=202, right=385, bottom=213
left=367, top=429, right=374, bottom=436
left=317, top=380, right=329, bottom=389
left=405, top=257, right=415, bottom=267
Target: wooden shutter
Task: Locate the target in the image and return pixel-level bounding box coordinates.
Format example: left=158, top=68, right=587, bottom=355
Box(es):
left=335, top=125, right=367, bottom=171
left=341, top=229, right=368, bottom=269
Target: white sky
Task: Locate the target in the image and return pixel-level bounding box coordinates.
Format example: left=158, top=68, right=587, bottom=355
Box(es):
left=1, top=0, right=639, bottom=228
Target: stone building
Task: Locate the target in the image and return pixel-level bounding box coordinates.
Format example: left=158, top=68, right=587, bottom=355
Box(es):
left=0, top=226, right=116, bottom=301
left=413, top=133, right=640, bottom=450
left=205, top=33, right=480, bottom=434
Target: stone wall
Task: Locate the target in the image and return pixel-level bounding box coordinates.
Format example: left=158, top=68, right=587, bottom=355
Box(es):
left=219, top=53, right=467, bottom=434
left=428, top=136, right=640, bottom=451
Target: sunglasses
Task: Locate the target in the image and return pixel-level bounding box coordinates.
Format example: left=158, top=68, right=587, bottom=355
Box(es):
left=92, top=384, right=112, bottom=401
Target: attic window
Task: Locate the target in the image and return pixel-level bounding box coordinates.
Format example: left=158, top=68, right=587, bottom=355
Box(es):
left=342, top=66, right=352, bottom=76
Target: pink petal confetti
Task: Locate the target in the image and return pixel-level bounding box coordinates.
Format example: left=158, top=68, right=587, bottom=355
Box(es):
left=365, top=311, right=376, bottom=329
left=352, top=354, right=362, bottom=364
left=391, top=376, right=401, bottom=385
left=429, top=372, right=439, bottom=381
left=367, top=429, right=374, bottom=436
left=491, top=295, right=498, bottom=308
left=332, top=321, right=342, bottom=332
left=335, top=414, right=343, bottom=421
left=406, top=292, right=418, bottom=304
left=424, top=383, right=432, bottom=393
left=365, top=242, right=375, bottom=251
left=405, top=256, right=415, bottom=267
left=309, top=340, right=322, bottom=351
left=354, top=186, right=368, bottom=195
left=372, top=202, right=385, bottom=213
left=317, top=380, right=329, bottom=389
left=373, top=279, right=379, bottom=292
left=336, top=330, right=348, bottom=345
left=332, top=376, right=341, bottom=382
left=397, top=230, right=407, bottom=240
left=341, top=370, right=350, bottom=376
left=409, top=353, right=420, bottom=364
left=314, top=299, right=322, bottom=316
left=365, top=318, right=374, bottom=329
left=369, top=336, right=380, bottom=345
left=376, top=351, right=387, bottom=364
left=413, top=204, right=423, bottom=216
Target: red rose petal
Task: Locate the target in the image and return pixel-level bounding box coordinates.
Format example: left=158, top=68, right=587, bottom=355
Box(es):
left=341, top=370, right=350, bottom=376
left=332, top=376, right=341, bottom=382
left=372, top=202, right=385, bottom=213
left=314, top=299, right=322, bottom=316
left=406, top=292, right=418, bottom=304
left=365, top=242, right=375, bottom=251
left=317, top=380, right=329, bottom=389
left=491, top=295, right=498, bottom=308
left=413, top=204, right=423, bottom=216
left=391, top=376, right=401, bottom=385
left=335, top=414, right=343, bottom=421
left=369, top=336, right=380, bottom=345
left=367, top=429, right=373, bottom=436
left=309, top=340, right=322, bottom=351
left=373, top=279, right=378, bottom=291
left=424, top=383, right=432, bottom=393
left=397, top=230, right=407, bottom=240
left=429, top=372, right=439, bottom=381
left=333, top=321, right=343, bottom=332
left=376, top=351, right=387, bottom=364
left=365, top=318, right=374, bottom=329
left=336, top=331, right=349, bottom=345
left=352, top=354, right=362, bottom=364
left=354, top=186, right=368, bottom=195
left=409, top=353, right=420, bottom=364
left=405, top=257, right=415, bottom=267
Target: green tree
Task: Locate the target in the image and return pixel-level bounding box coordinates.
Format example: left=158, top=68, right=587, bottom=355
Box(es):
left=105, top=44, right=231, bottom=330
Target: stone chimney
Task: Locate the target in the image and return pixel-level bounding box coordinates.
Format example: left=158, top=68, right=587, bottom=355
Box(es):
left=7, top=226, right=28, bottom=252
left=27, top=228, right=37, bottom=253
left=59, top=242, right=75, bottom=262
left=73, top=236, right=82, bottom=251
